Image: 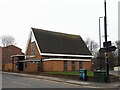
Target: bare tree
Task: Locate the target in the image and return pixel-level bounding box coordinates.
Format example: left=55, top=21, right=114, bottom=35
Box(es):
left=114, top=40, right=120, bottom=66
left=85, top=38, right=98, bottom=55
left=0, top=35, right=16, bottom=47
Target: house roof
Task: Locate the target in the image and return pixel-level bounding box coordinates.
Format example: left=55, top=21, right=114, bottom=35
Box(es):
left=3, top=45, right=22, bottom=50
left=31, top=28, right=92, bottom=57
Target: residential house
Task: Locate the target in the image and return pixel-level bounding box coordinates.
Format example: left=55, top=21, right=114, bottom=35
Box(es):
left=2, top=45, right=23, bottom=71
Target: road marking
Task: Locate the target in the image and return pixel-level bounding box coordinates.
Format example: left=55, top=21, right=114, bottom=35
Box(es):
left=11, top=81, right=31, bottom=86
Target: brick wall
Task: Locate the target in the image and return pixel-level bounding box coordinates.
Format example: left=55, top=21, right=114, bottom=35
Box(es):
left=2, top=45, right=22, bottom=71
left=4, top=63, right=12, bottom=71
left=68, top=61, right=72, bottom=71
left=52, top=61, right=64, bottom=71
left=75, top=61, right=79, bottom=71
left=82, top=61, right=91, bottom=70
left=43, top=60, right=64, bottom=72
left=43, top=61, right=53, bottom=71
left=24, top=62, right=38, bottom=73
left=2, top=45, right=22, bottom=64
left=42, top=60, right=91, bottom=72
left=26, top=38, right=43, bottom=59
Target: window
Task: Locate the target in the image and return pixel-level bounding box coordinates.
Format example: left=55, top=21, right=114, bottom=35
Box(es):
left=31, top=42, right=35, bottom=55
left=72, top=61, right=75, bottom=71
left=31, top=50, right=35, bottom=55
left=64, top=60, right=68, bottom=71
left=79, top=61, right=83, bottom=69
left=31, top=42, right=35, bottom=49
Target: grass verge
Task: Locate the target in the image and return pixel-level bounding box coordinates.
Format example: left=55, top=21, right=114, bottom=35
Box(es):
left=46, top=71, right=94, bottom=76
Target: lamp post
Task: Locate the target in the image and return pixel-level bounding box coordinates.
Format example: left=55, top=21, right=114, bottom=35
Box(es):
left=99, top=17, right=104, bottom=70
left=99, top=17, right=104, bottom=49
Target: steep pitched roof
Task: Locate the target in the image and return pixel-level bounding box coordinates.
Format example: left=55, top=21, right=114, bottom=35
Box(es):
left=31, top=28, right=92, bottom=57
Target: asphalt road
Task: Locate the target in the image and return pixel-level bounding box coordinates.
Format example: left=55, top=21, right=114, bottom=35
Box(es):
left=2, top=73, right=87, bottom=88
left=2, top=73, right=119, bottom=90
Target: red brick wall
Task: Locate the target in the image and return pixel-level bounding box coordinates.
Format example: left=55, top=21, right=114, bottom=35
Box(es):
left=24, top=62, right=38, bottom=73
left=52, top=61, right=64, bottom=71
left=42, top=60, right=91, bottom=72
left=2, top=45, right=22, bottom=64
left=26, top=38, right=43, bottom=59
left=43, top=61, right=53, bottom=71
left=23, top=60, right=91, bottom=72
left=68, top=61, right=72, bottom=71
left=2, top=45, right=22, bottom=71
left=82, top=61, right=91, bottom=70
left=75, top=61, right=79, bottom=71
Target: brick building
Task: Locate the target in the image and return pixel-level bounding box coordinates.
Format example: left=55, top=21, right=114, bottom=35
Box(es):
left=2, top=45, right=23, bottom=71
left=19, top=27, right=93, bottom=73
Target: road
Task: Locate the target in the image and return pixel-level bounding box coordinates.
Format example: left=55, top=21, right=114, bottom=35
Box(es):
left=2, top=73, right=119, bottom=90
left=2, top=73, right=87, bottom=88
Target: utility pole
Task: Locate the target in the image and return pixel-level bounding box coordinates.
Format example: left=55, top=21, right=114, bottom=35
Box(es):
left=99, top=17, right=104, bottom=70
left=104, top=0, right=109, bottom=83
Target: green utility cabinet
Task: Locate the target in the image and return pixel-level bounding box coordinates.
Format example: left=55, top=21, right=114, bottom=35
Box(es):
left=93, top=71, right=106, bottom=83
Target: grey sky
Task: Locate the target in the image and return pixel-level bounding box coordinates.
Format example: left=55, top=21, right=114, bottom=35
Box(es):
left=0, top=0, right=119, bottom=53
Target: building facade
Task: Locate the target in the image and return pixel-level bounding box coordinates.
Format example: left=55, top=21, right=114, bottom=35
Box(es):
left=20, top=28, right=93, bottom=73
left=2, top=45, right=23, bottom=71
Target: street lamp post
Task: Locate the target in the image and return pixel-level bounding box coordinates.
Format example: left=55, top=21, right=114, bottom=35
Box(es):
left=99, top=17, right=104, bottom=70
left=99, top=17, right=104, bottom=49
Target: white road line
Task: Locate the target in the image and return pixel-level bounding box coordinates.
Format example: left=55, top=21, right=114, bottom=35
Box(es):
left=11, top=81, right=31, bottom=86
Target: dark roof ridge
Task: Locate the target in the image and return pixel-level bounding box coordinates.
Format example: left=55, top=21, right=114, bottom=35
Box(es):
left=31, top=27, right=81, bottom=38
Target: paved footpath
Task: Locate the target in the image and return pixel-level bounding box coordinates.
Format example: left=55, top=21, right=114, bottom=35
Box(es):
left=2, top=72, right=120, bottom=89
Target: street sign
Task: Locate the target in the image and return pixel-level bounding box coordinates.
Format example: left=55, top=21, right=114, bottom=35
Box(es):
left=103, top=41, right=111, bottom=47
left=99, top=46, right=116, bottom=52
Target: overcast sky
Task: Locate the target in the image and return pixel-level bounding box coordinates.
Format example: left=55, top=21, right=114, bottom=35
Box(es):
left=0, top=0, right=119, bottom=53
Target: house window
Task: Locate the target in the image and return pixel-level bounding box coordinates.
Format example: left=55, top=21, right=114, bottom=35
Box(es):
left=31, top=50, right=35, bottom=55
left=72, top=61, right=75, bottom=71
left=64, top=60, right=68, bottom=71
left=79, top=61, right=83, bottom=69
left=31, top=42, right=35, bottom=55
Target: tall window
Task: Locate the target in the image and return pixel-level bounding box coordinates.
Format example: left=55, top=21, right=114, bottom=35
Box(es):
left=79, top=61, right=83, bottom=69
left=64, top=60, right=68, bottom=71
left=31, top=42, right=35, bottom=55
left=72, top=61, right=75, bottom=71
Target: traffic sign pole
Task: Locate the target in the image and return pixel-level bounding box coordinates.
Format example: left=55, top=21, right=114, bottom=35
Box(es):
left=104, top=0, right=109, bottom=83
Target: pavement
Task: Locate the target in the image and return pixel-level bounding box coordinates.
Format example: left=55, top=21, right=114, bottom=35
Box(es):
left=2, top=71, right=120, bottom=88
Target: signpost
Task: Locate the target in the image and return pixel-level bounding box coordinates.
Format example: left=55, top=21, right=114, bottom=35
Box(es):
left=102, top=0, right=117, bottom=83
left=104, top=0, right=109, bottom=83
left=99, top=46, right=116, bottom=52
